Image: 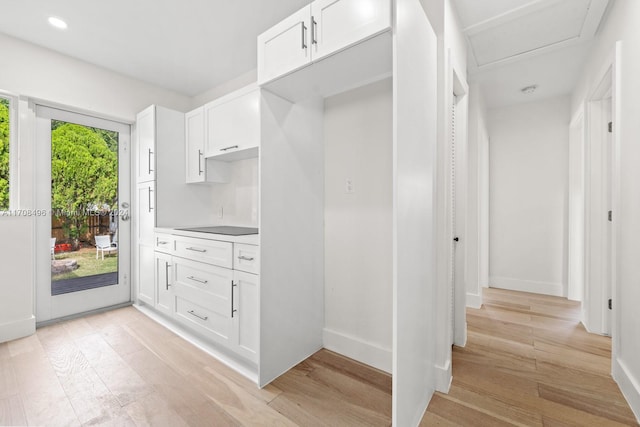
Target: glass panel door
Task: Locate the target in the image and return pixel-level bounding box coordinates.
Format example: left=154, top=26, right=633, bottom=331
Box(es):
left=36, top=106, right=131, bottom=322
left=50, top=120, right=120, bottom=294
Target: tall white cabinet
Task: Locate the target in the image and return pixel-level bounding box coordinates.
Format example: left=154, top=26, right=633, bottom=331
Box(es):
left=257, top=0, right=442, bottom=425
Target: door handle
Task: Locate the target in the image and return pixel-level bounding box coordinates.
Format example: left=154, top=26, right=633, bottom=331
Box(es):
left=311, top=17, right=317, bottom=45
left=148, top=148, right=154, bottom=174
left=231, top=281, right=238, bottom=318
left=301, top=21, right=307, bottom=49
left=198, top=149, right=203, bottom=175
left=165, top=262, right=171, bottom=290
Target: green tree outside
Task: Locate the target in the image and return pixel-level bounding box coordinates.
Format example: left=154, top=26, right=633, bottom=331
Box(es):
left=51, top=121, right=118, bottom=249
left=0, top=98, right=9, bottom=211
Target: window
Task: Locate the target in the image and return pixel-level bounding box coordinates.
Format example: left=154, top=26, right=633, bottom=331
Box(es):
left=0, top=95, right=10, bottom=211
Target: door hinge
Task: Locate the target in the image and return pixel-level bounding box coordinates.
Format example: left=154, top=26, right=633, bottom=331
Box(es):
left=608, top=299, right=612, bottom=310
left=608, top=210, right=612, bottom=222
left=608, top=122, right=613, bottom=133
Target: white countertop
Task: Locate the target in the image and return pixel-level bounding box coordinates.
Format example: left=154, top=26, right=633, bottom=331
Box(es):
left=155, top=227, right=260, bottom=245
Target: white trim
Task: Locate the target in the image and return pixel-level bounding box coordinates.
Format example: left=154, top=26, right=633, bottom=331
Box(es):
left=323, top=328, right=392, bottom=374
left=134, top=304, right=258, bottom=384
left=0, top=315, right=35, bottom=343
left=466, top=292, right=482, bottom=309
left=434, top=359, right=452, bottom=393
left=613, top=357, right=640, bottom=423
left=490, top=276, right=564, bottom=296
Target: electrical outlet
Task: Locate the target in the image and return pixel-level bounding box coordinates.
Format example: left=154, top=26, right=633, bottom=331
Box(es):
left=345, top=179, right=355, bottom=194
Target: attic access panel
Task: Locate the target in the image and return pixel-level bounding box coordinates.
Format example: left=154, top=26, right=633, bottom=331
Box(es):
left=467, top=0, right=601, bottom=67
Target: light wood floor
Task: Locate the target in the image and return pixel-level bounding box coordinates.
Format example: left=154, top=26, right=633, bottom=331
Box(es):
left=422, top=287, right=639, bottom=426
left=0, top=288, right=637, bottom=426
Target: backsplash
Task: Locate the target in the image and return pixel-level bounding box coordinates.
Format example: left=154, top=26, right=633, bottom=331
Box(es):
left=207, top=157, right=259, bottom=227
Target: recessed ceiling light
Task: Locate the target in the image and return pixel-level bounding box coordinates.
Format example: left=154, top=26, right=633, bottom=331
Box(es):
left=521, top=85, right=538, bottom=95
left=48, top=16, right=68, bottom=30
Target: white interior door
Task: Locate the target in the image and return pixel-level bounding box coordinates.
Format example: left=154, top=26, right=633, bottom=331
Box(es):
left=35, top=106, right=131, bottom=322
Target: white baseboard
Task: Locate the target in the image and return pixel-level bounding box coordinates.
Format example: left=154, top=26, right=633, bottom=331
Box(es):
left=466, top=292, right=483, bottom=309
left=434, top=359, right=452, bottom=393
left=0, top=315, right=36, bottom=344
left=490, top=276, right=564, bottom=297
left=613, top=357, right=640, bottom=423
left=322, top=328, right=391, bottom=374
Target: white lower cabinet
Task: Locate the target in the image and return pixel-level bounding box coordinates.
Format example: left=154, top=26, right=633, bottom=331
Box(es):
left=154, top=251, right=173, bottom=316
left=138, top=244, right=155, bottom=305
left=231, top=270, right=259, bottom=362
left=150, top=233, right=259, bottom=364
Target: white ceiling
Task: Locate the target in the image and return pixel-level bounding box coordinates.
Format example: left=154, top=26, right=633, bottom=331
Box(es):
left=0, top=0, right=611, bottom=106
left=0, top=0, right=309, bottom=96
left=452, top=0, right=611, bottom=108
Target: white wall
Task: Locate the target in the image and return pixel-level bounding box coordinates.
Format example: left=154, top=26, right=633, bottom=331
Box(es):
left=0, top=33, right=190, bottom=120
left=488, top=95, right=569, bottom=296
left=465, top=83, right=490, bottom=308
left=323, top=78, right=393, bottom=373
left=0, top=34, right=192, bottom=343
left=571, top=1, right=640, bottom=421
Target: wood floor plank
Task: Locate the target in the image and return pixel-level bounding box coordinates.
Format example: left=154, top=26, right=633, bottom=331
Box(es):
left=426, top=394, right=518, bottom=427
left=538, top=383, right=638, bottom=425
left=306, top=349, right=392, bottom=394
left=424, top=288, right=638, bottom=426
left=124, top=392, right=190, bottom=427
left=270, top=368, right=391, bottom=427
left=0, top=394, right=27, bottom=426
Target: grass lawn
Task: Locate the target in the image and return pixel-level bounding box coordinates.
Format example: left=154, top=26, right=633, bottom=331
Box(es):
left=52, top=247, right=118, bottom=280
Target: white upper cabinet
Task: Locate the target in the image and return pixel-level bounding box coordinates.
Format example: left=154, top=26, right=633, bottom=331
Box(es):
left=311, top=0, right=391, bottom=61
left=257, top=0, right=391, bottom=86
left=136, top=105, right=155, bottom=183
left=258, top=6, right=312, bottom=85
left=185, top=107, right=205, bottom=184
left=204, top=85, right=260, bottom=160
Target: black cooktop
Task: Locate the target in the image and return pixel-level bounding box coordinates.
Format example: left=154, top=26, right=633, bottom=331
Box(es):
left=176, top=226, right=259, bottom=236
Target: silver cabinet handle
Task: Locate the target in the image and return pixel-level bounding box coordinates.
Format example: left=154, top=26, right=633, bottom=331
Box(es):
left=148, top=187, right=154, bottom=212
left=148, top=148, right=154, bottom=174
left=231, top=281, right=238, bottom=318
left=165, top=262, right=171, bottom=290
left=186, top=247, right=207, bottom=253
left=187, top=275, right=208, bottom=284
left=301, top=21, right=307, bottom=49
left=311, top=17, right=317, bottom=45
left=187, top=310, right=208, bottom=321
left=220, top=145, right=239, bottom=152
left=198, top=149, right=203, bottom=175
left=238, top=255, right=254, bottom=261
left=157, top=240, right=169, bottom=245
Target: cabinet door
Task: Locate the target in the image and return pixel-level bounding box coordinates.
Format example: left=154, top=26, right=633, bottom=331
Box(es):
left=138, top=244, right=155, bottom=305
left=136, top=182, right=155, bottom=246
left=311, top=0, right=391, bottom=62
left=232, top=271, right=259, bottom=362
left=205, top=88, right=261, bottom=158
left=185, top=107, right=205, bottom=184
left=136, top=105, right=155, bottom=183
left=257, top=5, right=312, bottom=85
left=154, top=252, right=174, bottom=316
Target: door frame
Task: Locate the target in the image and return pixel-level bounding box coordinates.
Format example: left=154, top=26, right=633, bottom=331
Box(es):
left=583, top=46, right=619, bottom=339
left=35, top=105, right=132, bottom=323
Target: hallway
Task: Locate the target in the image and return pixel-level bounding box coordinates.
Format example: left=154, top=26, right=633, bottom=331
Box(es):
left=423, top=288, right=638, bottom=426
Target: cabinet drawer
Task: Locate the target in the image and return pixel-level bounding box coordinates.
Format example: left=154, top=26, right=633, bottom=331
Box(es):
left=233, top=244, right=260, bottom=274
left=154, top=234, right=175, bottom=253
left=173, top=258, right=233, bottom=309
left=175, top=296, right=232, bottom=344
left=175, top=236, right=232, bottom=267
